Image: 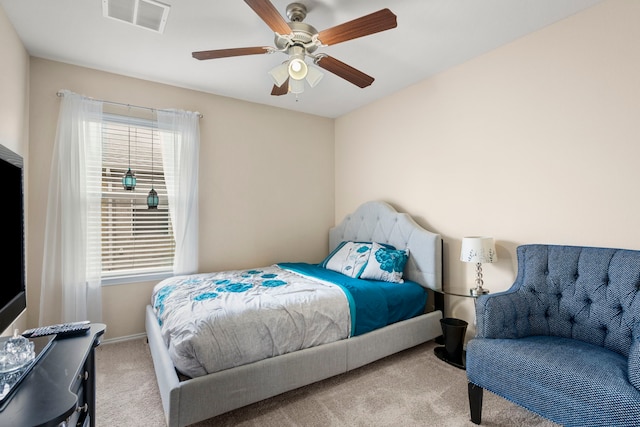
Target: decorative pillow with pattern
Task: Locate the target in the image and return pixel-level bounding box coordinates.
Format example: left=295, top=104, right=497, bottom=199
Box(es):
left=360, top=242, right=409, bottom=283
left=320, top=241, right=373, bottom=278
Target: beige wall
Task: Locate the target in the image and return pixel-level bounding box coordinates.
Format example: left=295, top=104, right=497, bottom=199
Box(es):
left=0, top=6, right=29, bottom=335
left=27, top=59, right=334, bottom=340
left=335, top=0, right=640, bottom=334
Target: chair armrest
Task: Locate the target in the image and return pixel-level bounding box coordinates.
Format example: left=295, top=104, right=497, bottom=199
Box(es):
left=629, top=334, right=640, bottom=392
left=475, top=290, right=533, bottom=339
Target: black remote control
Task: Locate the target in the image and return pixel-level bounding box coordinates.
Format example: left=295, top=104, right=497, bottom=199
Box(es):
left=22, top=320, right=91, bottom=339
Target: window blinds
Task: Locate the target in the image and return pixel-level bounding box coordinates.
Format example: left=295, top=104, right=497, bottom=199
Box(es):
left=100, top=114, right=175, bottom=277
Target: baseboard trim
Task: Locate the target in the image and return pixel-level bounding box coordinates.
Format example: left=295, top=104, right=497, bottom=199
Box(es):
left=101, top=332, right=147, bottom=345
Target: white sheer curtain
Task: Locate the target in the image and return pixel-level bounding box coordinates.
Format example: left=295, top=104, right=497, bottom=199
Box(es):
left=40, top=90, right=103, bottom=325
left=156, top=109, right=200, bottom=275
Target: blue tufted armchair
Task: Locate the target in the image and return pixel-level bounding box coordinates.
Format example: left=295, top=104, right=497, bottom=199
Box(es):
left=466, top=244, right=640, bottom=426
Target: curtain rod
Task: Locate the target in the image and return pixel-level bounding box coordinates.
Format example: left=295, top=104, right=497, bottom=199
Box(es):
left=56, top=91, right=203, bottom=119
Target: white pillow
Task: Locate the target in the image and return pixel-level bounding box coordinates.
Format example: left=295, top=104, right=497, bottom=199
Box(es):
left=320, top=241, right=372, bottom=278
left=360, top=242, right=409, bottom=283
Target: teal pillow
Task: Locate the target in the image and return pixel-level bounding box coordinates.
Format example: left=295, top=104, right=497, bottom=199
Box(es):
left=360, top=242, right=409, bottom=283
left=320, top=241, right=373, bottom=278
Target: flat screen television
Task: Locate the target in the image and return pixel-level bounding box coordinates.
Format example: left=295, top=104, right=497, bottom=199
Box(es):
left=0, top=144, right=26, bottom=334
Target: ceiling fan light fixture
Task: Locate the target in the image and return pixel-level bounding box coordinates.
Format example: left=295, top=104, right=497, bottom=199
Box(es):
left=289, top=78, right=305, bottom=94
left=305, top=65, right=324, bottom=88
left=269, top=62, right=290, bottom=87
left=288, top=57, right=308, bottom=81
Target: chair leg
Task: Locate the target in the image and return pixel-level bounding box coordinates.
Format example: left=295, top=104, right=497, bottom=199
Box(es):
left=468, top=382, right=483, bottom=424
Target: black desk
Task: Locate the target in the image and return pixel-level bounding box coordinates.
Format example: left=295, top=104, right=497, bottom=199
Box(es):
left=0, top=323, right=105, bottom=427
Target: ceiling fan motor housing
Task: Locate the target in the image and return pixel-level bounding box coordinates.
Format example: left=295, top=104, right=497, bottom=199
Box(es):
left=274, top=21, right=319, bottom=53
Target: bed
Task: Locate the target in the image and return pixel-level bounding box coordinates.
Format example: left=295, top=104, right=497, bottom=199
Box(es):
left=145, top=201, right=443, bottom=427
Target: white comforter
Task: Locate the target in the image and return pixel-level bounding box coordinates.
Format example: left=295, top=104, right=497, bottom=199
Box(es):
left=151, top=265, right=351, bottom=377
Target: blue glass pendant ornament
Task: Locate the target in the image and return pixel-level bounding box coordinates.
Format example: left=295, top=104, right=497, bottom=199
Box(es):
left=147, top=188, right=159, bottom=209
left=122, top=168, right=136, bottom=190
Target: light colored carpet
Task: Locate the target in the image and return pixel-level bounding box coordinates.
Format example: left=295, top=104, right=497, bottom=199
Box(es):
left=95, top=339, right=558, bottom=427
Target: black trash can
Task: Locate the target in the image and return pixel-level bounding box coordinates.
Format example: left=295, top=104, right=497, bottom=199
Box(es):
left=435, top=317, right=468, bottom=368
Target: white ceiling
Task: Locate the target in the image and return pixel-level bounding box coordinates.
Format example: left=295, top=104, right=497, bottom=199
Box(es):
left=1, top=0, right=602, bottom=118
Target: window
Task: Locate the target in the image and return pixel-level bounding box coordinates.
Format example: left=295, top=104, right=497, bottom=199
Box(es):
left=100, top=114, right=175, bottom=280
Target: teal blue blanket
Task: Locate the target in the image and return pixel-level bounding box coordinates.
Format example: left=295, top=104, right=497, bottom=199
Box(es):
left=278, top=263, right=427, bottom=336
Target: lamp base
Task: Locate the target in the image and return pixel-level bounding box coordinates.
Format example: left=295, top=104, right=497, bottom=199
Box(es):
left=470, top=287, right=490, bottom=297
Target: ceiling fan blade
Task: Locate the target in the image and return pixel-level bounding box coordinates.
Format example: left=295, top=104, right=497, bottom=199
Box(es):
left=244, top=0, right=291, bottom=35
left=192, top=47, right=269, bottom=60
left=315, top=55, right=374, bottom=88
left=271, top=79, right=289, bottom=96
left=317, top=8, right=397, bottom=46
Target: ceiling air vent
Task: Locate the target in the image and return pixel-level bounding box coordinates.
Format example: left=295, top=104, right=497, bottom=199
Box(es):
left=102, top=0, right=170, bottom=34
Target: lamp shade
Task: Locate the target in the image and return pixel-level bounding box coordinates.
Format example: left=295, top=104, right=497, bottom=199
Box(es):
left=268, top=62, right=289, bottom=87
left=305, top=65, right=324, bottom=88
left=289, top=78, right=305, bottom=94
left=460, top=237, right=497, bottom=263
left=288, top=57, right=308, bottom=80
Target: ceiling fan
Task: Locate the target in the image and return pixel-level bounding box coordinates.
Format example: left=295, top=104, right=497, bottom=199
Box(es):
left=192, top=0, right=397, bottom=96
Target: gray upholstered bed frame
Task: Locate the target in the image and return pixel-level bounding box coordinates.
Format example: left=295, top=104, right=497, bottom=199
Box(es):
left=145, top=201, right=443, bottom=426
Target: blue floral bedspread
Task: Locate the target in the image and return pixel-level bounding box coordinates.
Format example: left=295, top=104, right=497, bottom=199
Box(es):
left=151, top=263, right=427, bottom=378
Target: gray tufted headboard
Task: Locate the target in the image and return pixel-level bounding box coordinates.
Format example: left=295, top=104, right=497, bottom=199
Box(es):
left=329, top=201, right=442, bottom=292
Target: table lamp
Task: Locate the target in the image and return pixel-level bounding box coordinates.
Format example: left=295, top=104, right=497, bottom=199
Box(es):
left=460, top=236, right=497, bottom=296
